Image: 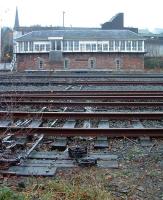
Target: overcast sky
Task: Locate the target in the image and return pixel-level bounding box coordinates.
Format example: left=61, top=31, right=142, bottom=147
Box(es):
left=0, top=0, right=163, bottom=31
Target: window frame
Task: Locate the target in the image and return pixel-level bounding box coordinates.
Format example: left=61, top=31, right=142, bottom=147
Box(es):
left=88, top=57, right=96, bottom=69
left=64, top=58, right=70, bottom=69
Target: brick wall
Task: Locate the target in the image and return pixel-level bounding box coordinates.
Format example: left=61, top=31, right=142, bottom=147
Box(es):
left=16, top=53, right=144, bottom=71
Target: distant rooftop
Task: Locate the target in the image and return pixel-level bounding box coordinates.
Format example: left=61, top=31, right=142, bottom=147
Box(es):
left=101, top=13, right=138, bottom=33
left=14, top=8, right=138, bottom=34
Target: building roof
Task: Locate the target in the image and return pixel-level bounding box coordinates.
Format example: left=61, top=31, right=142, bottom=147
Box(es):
left=14, top=26, right=99, bottom=33
left=16, top=29, right=143, bottom=42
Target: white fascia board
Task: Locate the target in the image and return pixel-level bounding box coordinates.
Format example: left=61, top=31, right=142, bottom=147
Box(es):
left=48, top=37, right=63, bottom=40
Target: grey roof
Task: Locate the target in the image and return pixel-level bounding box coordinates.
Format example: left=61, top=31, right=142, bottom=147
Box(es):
left=16, top=29, right=143, bottom=42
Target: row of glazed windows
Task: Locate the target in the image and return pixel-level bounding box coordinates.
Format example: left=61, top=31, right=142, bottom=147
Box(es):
left=18, top=42, right=51, bottom=52
left=62, top=40, right=143, bottom=51
left=16, top=40, right=144, bottom=53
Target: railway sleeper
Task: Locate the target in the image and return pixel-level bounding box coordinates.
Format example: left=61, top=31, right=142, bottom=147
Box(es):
left=0, top=120, right=12, bottom=127
left=51, top=137, right=68, bottom=151
left=139, top=136, right=153, bottom=147
left=94, top=120, right=109, bottom=149
left=0, top=149, right=119, bottom=176
left=77, top=158, right=97, bottom=167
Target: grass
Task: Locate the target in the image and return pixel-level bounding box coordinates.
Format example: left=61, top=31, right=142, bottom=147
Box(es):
left=0, top=168, right=114, bottom=200
left=25, top=180, right=111, bottom=200
left=127, top=146, right=144, bottom=161
left=0, top=187, right=25, bottom=200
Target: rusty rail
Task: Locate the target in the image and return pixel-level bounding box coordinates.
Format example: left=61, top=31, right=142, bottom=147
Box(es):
left=1, top=95, right=163, bottom=101
left=1, top=73, right=163, bottom=79
left=1, top=80, right=163, bottom=85
left=1, top=91, right=163, bottom=96
left=0, top=126, right=162, bottom=137
left=1, top=101, right=163, bottom=107
left=0, top=111, right=163, bottom=120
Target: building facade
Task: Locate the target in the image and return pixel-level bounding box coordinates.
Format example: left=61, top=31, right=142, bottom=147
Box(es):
left=143, top=35, right=163, bottom=57
left=14, top=29, right=145, bottom=71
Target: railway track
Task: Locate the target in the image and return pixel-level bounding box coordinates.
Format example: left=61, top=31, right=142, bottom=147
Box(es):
left=0, top=91, right=163, bottom=138
left=1, top=80, right=163, bottom=85
left=0, top=74, right=163, bottom=179
left=1, top=100, right=163, bottom=107
left=0, top=111, right=163, bottom=120
left=1, top=90, right=163, bottom=96
left=1, top=95, right=163, bottom=101
left=1, top=72, right=163, bottom=79
left=1, top=92, right=163, bottom=110
left=0, top=111, right=162, bottom=137
left=0, top=126, right=162, bottom=137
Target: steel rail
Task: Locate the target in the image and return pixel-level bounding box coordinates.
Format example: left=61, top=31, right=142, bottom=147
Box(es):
left=0, top=126, right=162, bottom=137
left=1, top=101, right=163, bottom=107
left=1, top=95, right=163, bottom=101
left=0, top=111, right=163, bottom=120
left=1, top=91, right=163, bottom=96
left=1, top=80, right=163, bottom=85
left=1, top=74, right=163, bottom=79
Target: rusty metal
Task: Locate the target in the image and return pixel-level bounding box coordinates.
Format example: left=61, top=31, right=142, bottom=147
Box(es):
left=68, top=146, right=87, bottom=158
left=1, top=101, right=163, bottom=107
left=1, top=95, right=163, bottom=101
left=0, top=111, right=163, bottom=120
left=0, top=126, right=162, bottom=137
left=19, top=134, right=44, bottom=159
left=0, top=158, right=19, bottom=164
left=1, top=73, right=163, bottom=79
left=77, top=158, right=97, bottom=167
left=0, top=80, right=163, bottom=85
left=0, top=134, right=44, bottom=169
left=1, top=90, right=163, bottom=96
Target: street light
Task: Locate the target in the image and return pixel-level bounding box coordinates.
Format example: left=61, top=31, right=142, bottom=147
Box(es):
left=63, top=11, right=65, bottom=28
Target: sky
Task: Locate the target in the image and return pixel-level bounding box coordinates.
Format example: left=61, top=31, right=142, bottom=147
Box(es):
left=0, top=0, right=163, bottom=31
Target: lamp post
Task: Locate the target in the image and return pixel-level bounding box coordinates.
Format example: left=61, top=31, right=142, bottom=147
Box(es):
left=63, top=11, right=65, bottom=28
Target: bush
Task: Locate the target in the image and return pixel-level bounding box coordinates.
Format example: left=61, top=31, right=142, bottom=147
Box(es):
left=144, top=57, right=163, bottom=68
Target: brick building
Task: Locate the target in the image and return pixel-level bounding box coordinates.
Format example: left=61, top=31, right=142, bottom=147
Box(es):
left=13, top=8, right=145, bottom=71
left=14, top=29, right=145, bottom=71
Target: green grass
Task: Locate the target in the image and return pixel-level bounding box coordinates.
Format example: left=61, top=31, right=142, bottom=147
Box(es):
left=0, top=187, right=25, bottom=200
left=0, top=169, right=114, bottom=200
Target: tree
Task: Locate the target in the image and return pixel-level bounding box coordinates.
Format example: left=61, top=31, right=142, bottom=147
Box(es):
left=3, top=44, right=13, bottom=62
left=1, top=27, right=13, bottom=62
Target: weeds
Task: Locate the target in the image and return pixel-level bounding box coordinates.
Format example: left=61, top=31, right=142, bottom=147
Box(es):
left=0, top=187, right=25, bottom=200
left=0, top=169, right=114, bottom=200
